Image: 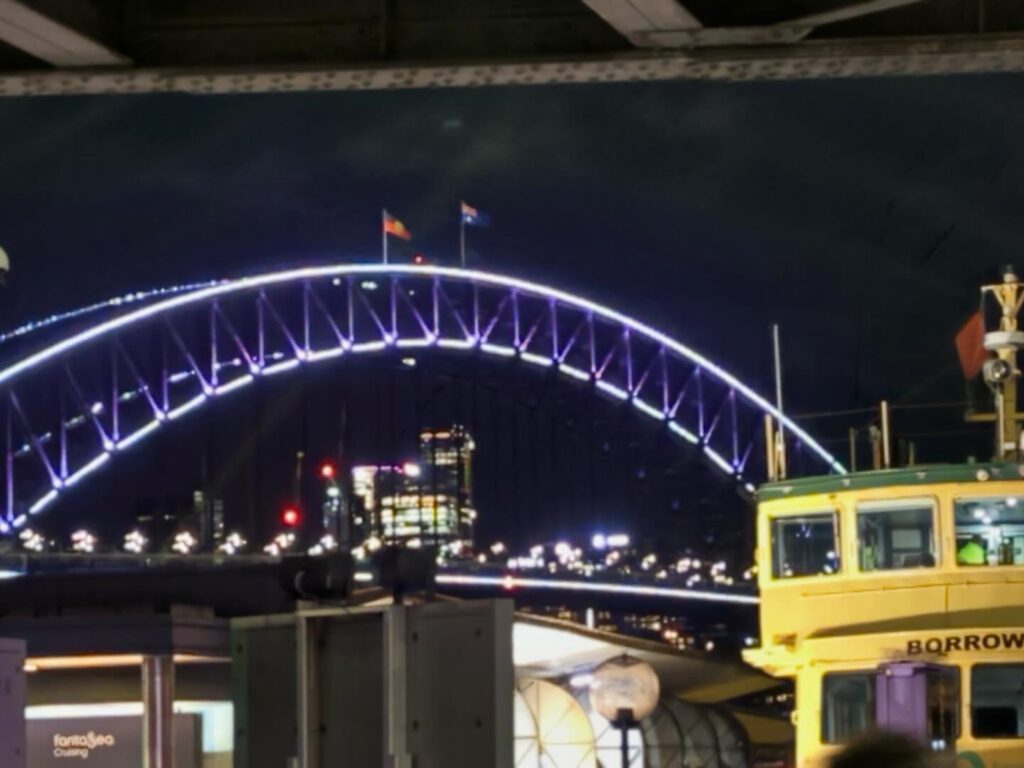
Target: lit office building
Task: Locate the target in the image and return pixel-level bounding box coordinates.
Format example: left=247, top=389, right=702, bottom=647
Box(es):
left=351, top=426, right=476, bottom=545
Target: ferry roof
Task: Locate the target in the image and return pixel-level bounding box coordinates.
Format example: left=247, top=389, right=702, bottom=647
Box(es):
left=758, top=461, right=1024, bottom=500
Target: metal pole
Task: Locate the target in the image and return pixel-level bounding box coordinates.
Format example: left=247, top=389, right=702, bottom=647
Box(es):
left=880, top=400, right=892, bottom=469
left=763, top=414, right=777, bottom=482
left=142, top=655, right=174, bottom=768
left=848, top=427, right=857, bottom=472
left=620, top=724, right=629, bottom=767
left=772, top=324, right=787, bottom=479
left=296, top=614, right=320, bottom=768
left=459, top=204, right=466, bottom=269
left=382, top=209, right=389, bottom=265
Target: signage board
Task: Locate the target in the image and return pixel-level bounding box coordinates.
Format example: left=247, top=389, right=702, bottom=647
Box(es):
left=28, top=714, right=200, bottom=767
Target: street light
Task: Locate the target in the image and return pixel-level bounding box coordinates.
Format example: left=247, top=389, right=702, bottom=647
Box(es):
left=589, top=654, right=660, bottom=767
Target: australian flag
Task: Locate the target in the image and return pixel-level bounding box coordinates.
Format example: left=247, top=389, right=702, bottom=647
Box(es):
left=461, top=201, right=491, bottom=227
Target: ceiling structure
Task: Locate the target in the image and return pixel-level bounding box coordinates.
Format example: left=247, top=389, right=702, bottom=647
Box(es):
left=1, top=0, right=1024, bottom=95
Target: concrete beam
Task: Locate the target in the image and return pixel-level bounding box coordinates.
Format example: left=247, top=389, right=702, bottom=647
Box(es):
left=792, top=0, right=926, bottom=28
left=3, top=33, right=1024, bottom=96
left=590, top=0, right=926, bottom=49
left=0, top=0, right=127, bottom=67
left=583, top=0, right=701, bottom=46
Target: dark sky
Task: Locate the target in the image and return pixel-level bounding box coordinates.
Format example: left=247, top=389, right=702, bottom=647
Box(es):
left=0, top=74, right=1021, bottom=472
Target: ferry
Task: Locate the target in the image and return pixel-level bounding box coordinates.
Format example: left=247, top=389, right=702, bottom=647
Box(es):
left=744, top=269, right=1024, bottom=768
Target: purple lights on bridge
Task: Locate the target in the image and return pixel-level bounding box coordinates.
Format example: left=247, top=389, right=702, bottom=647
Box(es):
left=0, top=265, right=845, bottom=531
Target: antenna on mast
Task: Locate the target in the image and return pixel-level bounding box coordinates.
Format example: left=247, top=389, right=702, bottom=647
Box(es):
left=972, top=266, right=1024, bottom=460
left=772, top=324, right=788, bottom=479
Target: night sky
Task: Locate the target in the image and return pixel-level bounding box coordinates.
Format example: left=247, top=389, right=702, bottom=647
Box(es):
left=0, top=75, right=1021, bottom=548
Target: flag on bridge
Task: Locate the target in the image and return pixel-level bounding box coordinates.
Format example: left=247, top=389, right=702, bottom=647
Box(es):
left=461, top=201, right=490, bottom=227
left=383, top=210, right=412, bottom=241
left=459, top=201, right=490, bottom=269
left=381, top=209, right=412, bottom=265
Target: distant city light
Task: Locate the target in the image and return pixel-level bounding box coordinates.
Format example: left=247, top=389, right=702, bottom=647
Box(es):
left=401, top=357, right=417, bottom=367
left=591, top=534, right=607, bottom=550
left=402, top=462, right=421, bottom=477
left=319, top=462, right=336, bottom=480
left=171, top=531, right=198, bottom=555
left=217, top=532, right=247, bottom=555
left=19, top=528, right=45, bottom=553
left=123, top=530, right=148, bottom=554
left=281, top=506, right=301, bottom=528
left=70, top=530, right=97, bottom=554
left=606, top=533, right=629, bottom=548
left=263, top=532, right=296, bottom=556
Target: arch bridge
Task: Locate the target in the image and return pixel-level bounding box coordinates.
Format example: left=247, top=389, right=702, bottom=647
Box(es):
left=0, top=265, right=844, bottom=532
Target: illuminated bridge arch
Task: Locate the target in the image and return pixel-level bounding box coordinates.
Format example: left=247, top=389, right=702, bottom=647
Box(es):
left=0, top=265, right=844, bottom=531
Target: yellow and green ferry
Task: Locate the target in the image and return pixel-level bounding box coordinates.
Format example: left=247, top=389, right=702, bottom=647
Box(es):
left=744, top=270, right=1024, bottom=768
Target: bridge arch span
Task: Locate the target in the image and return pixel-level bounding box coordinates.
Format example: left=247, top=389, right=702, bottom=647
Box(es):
left=0, top=265, right=844, bottom=531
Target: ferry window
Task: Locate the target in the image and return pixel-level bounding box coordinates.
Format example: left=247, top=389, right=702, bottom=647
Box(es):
left=857, top=500, right=936, bottom=571
left=973, top=665, right=1024, bottom=738
left=954, top=497, right=1024, bottom=566
left=822, top=672, right=875, bottom=743
left=770, top=513, right=840, bottom=578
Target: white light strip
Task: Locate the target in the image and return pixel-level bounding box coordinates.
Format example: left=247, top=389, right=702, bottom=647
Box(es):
left=704, top=446, right=735, bottom=476
left=668, top=420, right=699, bottom=445
left=349, top=341, right=387, bottom=354
left=261, top=359, right=300, bottom=376
left=63, top=451, right=110, bottom=487
left=437, top=338, right=477, bottom=350
left=481, top=342, right=516, bottom=358
left=520, top=351, right=554, bottom=368
left=213, top=374, right=254, bottom=396
left=435, top=573, right=759, bottom=605
left=0, top=281, right=221, bottom=347
left=558, top=363, right=591, bottom=382
left=306, top=347, right=345, bottom=362
left=354, top=571, right=374, bottom=583
left=632, top=398, right=666, bottom=421
left=596, top=380, right=629, bottom=401
left=167, top=393, right=207, bottom=421
left=29, top=490, right=58, bottom=515
left=0, top=265, right=843, bottom=493
left=395, top=337, right=433, bottom=349
left=116, top=419, right=161, bottom=451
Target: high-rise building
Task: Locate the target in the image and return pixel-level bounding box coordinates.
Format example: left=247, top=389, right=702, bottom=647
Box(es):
left=351, top=426, right=476, bottom=546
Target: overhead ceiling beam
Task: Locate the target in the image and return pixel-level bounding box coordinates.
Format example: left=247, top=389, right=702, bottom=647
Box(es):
left=0, top=0, right=128, bottom=68
left=583, top=0, right=701, bottom=46
left=5, top=33, right=1024, bottom=97
left=592, top=0, right=926, bottom=49
left=790, top=0, right=926, bottom=28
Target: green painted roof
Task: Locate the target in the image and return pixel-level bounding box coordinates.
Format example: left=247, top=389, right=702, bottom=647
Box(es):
left=758, top=462, right=1024, bottom=500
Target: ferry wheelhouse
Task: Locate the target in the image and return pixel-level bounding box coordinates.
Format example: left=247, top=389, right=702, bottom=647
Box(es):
left=744, top=270, right=1024, bottom=768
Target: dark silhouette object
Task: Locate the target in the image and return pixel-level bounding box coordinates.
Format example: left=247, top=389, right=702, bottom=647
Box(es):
left=830, top=731, right=937, bottom=768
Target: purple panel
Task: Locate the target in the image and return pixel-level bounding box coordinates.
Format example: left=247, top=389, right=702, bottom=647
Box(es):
left=876, top=663, right=929, bottom=741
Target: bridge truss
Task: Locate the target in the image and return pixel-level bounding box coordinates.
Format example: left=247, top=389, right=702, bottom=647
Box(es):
left=0, top=265, right=844, bottom=531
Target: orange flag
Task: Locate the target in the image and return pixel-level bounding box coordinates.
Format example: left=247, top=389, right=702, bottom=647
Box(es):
left=955, top=311, right=987, bottom=379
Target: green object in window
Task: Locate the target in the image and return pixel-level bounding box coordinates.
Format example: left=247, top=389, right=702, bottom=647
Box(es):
left=957, top=538, right=986, bottom=566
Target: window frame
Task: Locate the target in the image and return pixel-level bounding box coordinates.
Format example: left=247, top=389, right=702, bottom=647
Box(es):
left=953, top=495, right=1024, bottom=568
left=821, top=670, right=876, bottom=745
left=971, top=663, right=1024, bottom=740
left=768, top=509, right=841, bottom=581
left=854, top=496, right=939, bottom=574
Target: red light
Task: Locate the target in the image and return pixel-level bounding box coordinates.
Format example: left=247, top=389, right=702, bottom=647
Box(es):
left=413, top=253, right=426, bottom=265
left=319, top=462, right=336, bottom=480
left=281, top=507, right=301, bottom=527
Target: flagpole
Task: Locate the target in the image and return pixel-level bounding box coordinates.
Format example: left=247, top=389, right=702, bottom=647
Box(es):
left=382, top=209, right=388, bottom=265
left=459, top=202, right=466, bottom=269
